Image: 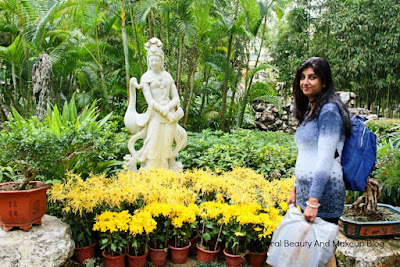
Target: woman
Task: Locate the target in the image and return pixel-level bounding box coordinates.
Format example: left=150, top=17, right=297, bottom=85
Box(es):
left=287, top=57, right=351, bottom=225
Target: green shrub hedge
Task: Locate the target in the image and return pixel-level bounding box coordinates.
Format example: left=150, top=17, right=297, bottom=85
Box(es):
left=367, top=119, right=400, bottom=205
left=367, top=119, right=400, bottom=136
left=178, top=129, right=297, bottom=179
left=0, top=102, right=129, bottom=184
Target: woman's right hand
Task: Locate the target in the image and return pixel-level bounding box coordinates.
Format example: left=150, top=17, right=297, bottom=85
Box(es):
left=287, top=186, right=296, bottom=206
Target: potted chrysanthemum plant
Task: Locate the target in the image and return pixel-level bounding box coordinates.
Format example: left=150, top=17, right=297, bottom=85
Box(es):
left=48, top=173, right=104, bottom=263
left=168, top=203, right=199, bottom=264
left=246, top=203, right=287, bottom=267
left=196, top=201, right=225, bottom=263
left=143, top=202, right=173, bottom=266
left=221, top=203, right=265, bottom=267
left=126, top=209, right=157, bottom=267
left=93, top=210, right=130, bottom=265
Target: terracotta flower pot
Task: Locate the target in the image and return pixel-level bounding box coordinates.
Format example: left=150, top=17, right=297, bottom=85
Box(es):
left=127, top=250, right=149, bottom=267
left=223, top=248, right=245, bottom=267
left=0, top=181, right=50, bottom=231
left=248, top=251, right=267, bottom=267
left=169, top=241, right=191, bottom=264
left=148, top=247, right=168, bottom=266
left=74, top=242, right=96, bottom=264
left=102, top=250, right=126, bottom=267
left=196, top=242, right=221, bottom=263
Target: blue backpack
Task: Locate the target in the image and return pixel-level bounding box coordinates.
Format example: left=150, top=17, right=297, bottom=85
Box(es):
left=340, top=115, right=377, bottom=191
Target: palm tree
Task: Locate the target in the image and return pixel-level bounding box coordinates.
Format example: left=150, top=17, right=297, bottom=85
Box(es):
left=218, top=0, right=243, bottom=132
left=0, top=35, right=24, bottom=107
left=236, top=0, right=286, bottom=128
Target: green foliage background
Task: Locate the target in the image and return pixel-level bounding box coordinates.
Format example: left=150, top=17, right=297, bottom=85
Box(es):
left=272, top=0, right=400, bottom=116
left=178, top=129, right=297, bottom=179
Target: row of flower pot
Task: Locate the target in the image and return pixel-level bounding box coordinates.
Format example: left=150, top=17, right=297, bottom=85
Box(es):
left=74, top=239, right=268, bottom=267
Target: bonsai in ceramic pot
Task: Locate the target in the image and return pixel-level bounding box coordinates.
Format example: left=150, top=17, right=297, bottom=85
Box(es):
left=0, top=138, right=51, bottom=231
left=0, top=180, right=50, bottom=231
left=0, top=100, right=115, bottom=231
left=0, top=108, right=53, bottom=231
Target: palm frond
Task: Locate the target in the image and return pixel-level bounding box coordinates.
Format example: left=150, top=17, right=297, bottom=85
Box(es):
left=32, top=0, right=104, bottom=49
left=246, top=63, right=276, bottom=82
left=75, top=92, right=94, bottom=110
left=253, top=95, right=281, bottom=110
left=134, top=0, right=160, bottom=24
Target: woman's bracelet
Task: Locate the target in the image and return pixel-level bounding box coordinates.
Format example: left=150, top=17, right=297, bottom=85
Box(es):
left=306, top=201, right=320, bottom=209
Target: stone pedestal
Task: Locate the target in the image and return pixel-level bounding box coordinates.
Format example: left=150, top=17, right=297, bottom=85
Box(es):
left=335, top=231, right=400, bottom=266
left=0, top=215, right=75, bottom=267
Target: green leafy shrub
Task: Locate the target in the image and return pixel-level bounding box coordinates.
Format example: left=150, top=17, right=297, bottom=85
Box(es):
left=367, top=119, right=400, bottom=149
left=367, top=119, right=400, bottom=136
left=373, top=146, right=400, bottom=206
left=178, top=129, right=296, bottom=179
left=0, top=100, right=128, bottom=188
left=0, top=166, right=20, bottom=183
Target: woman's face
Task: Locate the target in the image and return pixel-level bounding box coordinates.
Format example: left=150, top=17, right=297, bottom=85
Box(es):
left=300, top=67, right=324, bottom=102
left=149, top=55, right=162, bottom=70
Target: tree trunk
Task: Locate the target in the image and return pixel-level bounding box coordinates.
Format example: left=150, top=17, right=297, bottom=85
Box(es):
left=176, top=35, right=184, bottom=94
left=183, top=56, right=198, bottom=126
left=11, top=60, right=17, bottom=95
left=228, top=90, right=236, bottom=125
left=147, top=13, right=153, bottom=39
left=131, top=10, right=143, bottom=76
left=351, top=178, right=381, bottom=213
left=183, top=48, right=198, bottom=123
left=236, top=51, right=250, bottom=128
left=200, top=67, right=211, bottom=115
left=237, top=16, right=267, bottom=128
left=32, top=54, right=54, bottom=121
left=0, top=90, right=11, bottom=121
left=121, top=11, right=130, bottom=98
left=221, top=0, right=239, bottom=132
left=221, top=33, right=234, bottom=132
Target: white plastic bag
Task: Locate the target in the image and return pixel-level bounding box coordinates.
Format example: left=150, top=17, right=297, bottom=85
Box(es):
left=266, top=205, right=339, bottom=267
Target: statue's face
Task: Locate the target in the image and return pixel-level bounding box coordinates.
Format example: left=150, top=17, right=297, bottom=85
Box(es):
left=149, top=55, right=162, bottom=70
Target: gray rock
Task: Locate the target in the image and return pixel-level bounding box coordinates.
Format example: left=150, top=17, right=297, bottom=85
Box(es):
left=253, top=100, right=297, bottom=134
left=0, top=215, right=75, bottom=267
left=337, top=91, right=356, bottom=108
left=335, top=231, right=400, bottom=267
left=349, top=107, right=372, bottom=116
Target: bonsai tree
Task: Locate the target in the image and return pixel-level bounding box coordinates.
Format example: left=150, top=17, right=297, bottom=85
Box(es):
left=350, top=178, right=381, bottom=213
left=0, top=97, right=115, bottom=190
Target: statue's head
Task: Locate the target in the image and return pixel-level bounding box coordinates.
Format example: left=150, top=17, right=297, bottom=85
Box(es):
left=145, top=37, right=164, bottom=71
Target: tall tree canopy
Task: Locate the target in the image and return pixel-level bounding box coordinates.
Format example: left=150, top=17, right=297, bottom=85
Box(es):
left=272, top=0, right=400, bottom=116
left=1, top=0, right=399, bottom=131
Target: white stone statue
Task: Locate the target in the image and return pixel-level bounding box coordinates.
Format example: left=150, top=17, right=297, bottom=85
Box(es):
left=123, top=37, right=187, bottom=172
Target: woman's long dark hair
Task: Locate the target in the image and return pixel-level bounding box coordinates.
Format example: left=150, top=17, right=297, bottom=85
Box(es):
left=293, top=57, right=351, bottom=137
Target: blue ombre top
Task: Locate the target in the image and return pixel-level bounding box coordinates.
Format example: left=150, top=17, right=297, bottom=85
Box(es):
left=294, top=103, right=346, bottom=218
